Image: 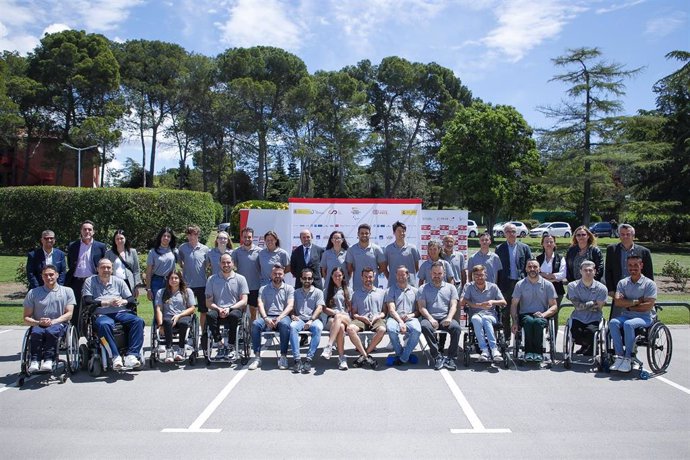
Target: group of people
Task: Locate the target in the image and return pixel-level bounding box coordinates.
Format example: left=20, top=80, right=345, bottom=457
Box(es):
left=23, top=219, right=657, bottom=375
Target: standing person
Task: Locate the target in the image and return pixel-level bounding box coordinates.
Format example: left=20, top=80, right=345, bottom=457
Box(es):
left=441, top=234, right=467, bottom=291
left=105, top=229, right=141, bottom=298
left=65, top=220, right=107, bottom=328
left=564, top=226, right=604, bottom=282
left=23, top=265, right=75, bottom=373
left=384, top=221, right=421, bottom=287
left=320, top=231, right=349, bottom=293
left=496, top=222, right=533, bottom=339
left=232, top=227, right=261, bottom=321
left=565, top=261, right=608, bottom=356
left=385, top=266, right=421, bottom=366
left=605, top=224, right=653, bottom=317
left=536, top=234, right=567, bottom=335
left=145, top=227, right=179, bottom=305
left=205, top=231, right=232, bottom=276
left=258, top=230, right=290, bottom=286
left=345, top=223, right=386, bottom=291
left=290, top=229, right=324, bottom=289
left=346, top=267, right=386, bottom=369
left=417, top=240, right=455, bottom=286
left=321, top=267, right=352, bottom=370
left=289, top=268, right=325, bottom=373
left=26, top=230, right=67, bottom=289
left=155, top=270, right=196, bottom=363
left=468, top=232, right=503, bottom=284
left=178, top=226, right=210, bottom=332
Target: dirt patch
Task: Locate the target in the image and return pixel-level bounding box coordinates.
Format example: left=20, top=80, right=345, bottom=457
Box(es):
left=0, top=282, right=27, bottom=303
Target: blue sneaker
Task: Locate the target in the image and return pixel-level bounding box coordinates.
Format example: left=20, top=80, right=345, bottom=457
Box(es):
left=408, top=354, right=419, bottom=364
left=386, top=355, right=397, bottom=366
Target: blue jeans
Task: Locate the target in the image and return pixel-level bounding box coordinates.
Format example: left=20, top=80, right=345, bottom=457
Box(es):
left=290, top=319, right=323, bottom=360
left=471, top=313, right=498, bottom=351
left=29, top=323, right=67, bottom=361
left=95, top=311, right=145, bottom=358
left=609, top=311, right=653, bottom=357
left=251, top=316, right=291, bottom=355
left=386, top=317, right=421, bottom=362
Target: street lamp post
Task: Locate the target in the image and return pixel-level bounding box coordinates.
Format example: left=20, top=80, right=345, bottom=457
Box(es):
left=61, top=143, right=98, bottom=187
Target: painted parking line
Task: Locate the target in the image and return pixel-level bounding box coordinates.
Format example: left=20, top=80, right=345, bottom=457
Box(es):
left=162, top=369, right=248, bottom=433
left=656, top=376, right=690, bottom=395
left=0, top=329, right=14, bottom=335
left=440, top=369, right=511, bottom=434
left=0, top=375, right=39, bottom=393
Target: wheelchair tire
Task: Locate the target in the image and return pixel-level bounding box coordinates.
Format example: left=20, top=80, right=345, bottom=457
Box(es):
left=78, top=344, right=90, bottom=371
left=149, top=357, right=156, bottom=368
left=66, top=326, right=80, bottom=373
left=564, top=357, right=571, bottom=369
left=17, top=377, right=25, bottom=387
left=241, top=356, right=248, bottom=365
left=58, top=374, right=68, bottom=384
left=88, top=356, right=102, bottom=377
left=647, top=322, right=672, bottom=374
left=189, top=353, right=197, bottom=366
left=463, top=334, right=471, bottom=367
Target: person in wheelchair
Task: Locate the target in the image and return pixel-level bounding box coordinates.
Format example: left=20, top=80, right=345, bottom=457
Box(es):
left=23, top=265, right=75, bottom=373
left=460, top=265, right=506, bottom=363
left=565, top=261, right=607, bottom=356
left=82, top=258, right=144, bottom=370
left=155, top=270, right=197, bottom=363
left=510, top=259, right=558, bottom=362
left=608, top=254, right=657, bottom=373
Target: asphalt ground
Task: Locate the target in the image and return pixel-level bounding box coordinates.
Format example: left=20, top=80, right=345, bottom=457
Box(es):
left=0, top=325, right=688, bottom=459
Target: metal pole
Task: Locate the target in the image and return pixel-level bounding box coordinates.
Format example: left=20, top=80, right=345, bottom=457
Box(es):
left=62, top=143, right=98, bottom=187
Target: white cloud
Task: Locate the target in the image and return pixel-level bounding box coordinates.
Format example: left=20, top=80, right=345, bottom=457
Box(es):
left=43, top=23, right=71, bottom=36
left=73, top=0, right=143, bottom=32
left=216, top=0, right=303, bottom=50
left=645, top=12, right=686, bottom=38
left=596, top=0, right=645, bottom=15
left=0, top=20, right=40, bottom=54
left=0, top=0, right=35, bottom=26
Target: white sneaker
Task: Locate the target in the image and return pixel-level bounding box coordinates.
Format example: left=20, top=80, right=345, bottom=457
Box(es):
left=165, top=349, right=174, bottom=363
left=278, top=355, right=289, bottom=370
left=618, top=357, right=632, bottom=373
left=124, top=355, right=141, bottom=369
left=40, top=360, right=53, bottom=371
left=247, top=356, right=261, bottom=370
left=478, top=350, right=490, bottom=362
left=112, top=355, right=124, bottom=370
left=174, top=348, right=185, bottom=362
left=338, top=356, right=348, bottom=370
left=610, top=356, right=623, bottom=372
left=322, top=345, right=333, bottom=360
left=491, top=348, right=503, bottom=363
left=28, top=361, right=40, bottom=373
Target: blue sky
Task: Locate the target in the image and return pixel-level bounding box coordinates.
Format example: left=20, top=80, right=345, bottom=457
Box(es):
left=1, top=0, right=688, bottom=175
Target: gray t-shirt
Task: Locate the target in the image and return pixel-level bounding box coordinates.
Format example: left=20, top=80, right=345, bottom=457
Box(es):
left=467, top=251, right=503, bottom=284
left=442, top=251, right=466, bottom=284
left=460, top=281, right=504, bottom=319
left=385, top=242, right=421, bottom=287
left=320, top=248, right=347, bottom=292
left=259, top=282, right=295, bottom=317
left=616, top=275, right=657, bottom=321
left=231, top=245, right=262, bottom=290
left=327, top=287, right=349, bottom=314
left=417, top=259, right=455, bottom=285
left=384, top=284, right=418, bottom=316
left=205, top=272, right=249, bottom=308
left=417, top=281, right=458, bottom=320
left=293, top=286, right=325, bottom=321
left=155, top=287, right=197, bottom=319
left=512, top=276, right=557, bottom=315
left=178, top=242, right=210, bottom=288
left=258, top=248, right=290, bottom=286
left=82, top=275, right=133, bottom=315
left=24, top=285, right=76, bottom=320
left=147, top=247, right=178, bottom=277
left=205, top=247, right=232, bottom=277
left=345, top=243, right=385, bottom=291
left=351, top=287, right=386, bottom=317
left=566, top=279, right=608, bottom=324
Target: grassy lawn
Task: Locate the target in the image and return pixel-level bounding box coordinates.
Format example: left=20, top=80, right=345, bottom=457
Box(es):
left=0, top=255, right=23, bottom=283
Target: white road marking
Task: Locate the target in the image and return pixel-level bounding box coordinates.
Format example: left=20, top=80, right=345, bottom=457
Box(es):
left=0, top=375, right=40, bottom=393
left=0, top=330, right=14, bottom=335
left=440, top=369, right=511, bottom=434
left=162, top=369, right=248, bottom=433
left=656, top=376, right=690, bottom=395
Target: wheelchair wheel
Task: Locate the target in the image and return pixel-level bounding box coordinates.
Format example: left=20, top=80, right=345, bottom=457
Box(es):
left=513, top=331, right=520, bottom=361
left=78, top=344, right=90, bottom=371
left=189, top=353, right=197, bottom=366
left=66, top=326, right=80, bottom=373
left=20, top=328, right=31, bottom=376
left=547, top=319, right=556, bottom=363
left=462, top=334, right=471, bottom=367
left=647, top=322, right=672, bottom=373
left=88, top=355, right=102, bottom=377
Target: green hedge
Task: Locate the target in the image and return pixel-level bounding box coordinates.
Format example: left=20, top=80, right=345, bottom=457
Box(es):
left=626, top=213, right=690, bottom=243
left=230, top=200, right=289, bottom=241
left=0, top=186, right=217, bottom=252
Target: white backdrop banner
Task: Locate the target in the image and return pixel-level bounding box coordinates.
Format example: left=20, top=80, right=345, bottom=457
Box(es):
left=419, top=209, right=469, bottom=260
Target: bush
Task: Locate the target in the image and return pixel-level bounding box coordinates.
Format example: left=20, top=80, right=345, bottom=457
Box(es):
left=0, top=186, right=217, bottom=252
left=661, top=259, right=690, bottom=292
left=15, top=262, right=28, bottom=288
left=625, top=213, right=690, bottom=243
left=230, top=200, right=289, bottom=241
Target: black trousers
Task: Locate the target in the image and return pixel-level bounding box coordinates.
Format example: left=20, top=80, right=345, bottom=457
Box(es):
left=162, top=316, right=192, bottom=348
left=206, top=308, right=242, bottom=343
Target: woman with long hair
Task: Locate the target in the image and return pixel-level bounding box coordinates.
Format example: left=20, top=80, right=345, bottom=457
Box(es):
left=258, top=230, right=290, bottom=285
left=155, top=270, right=196, bottom=362
left=105, top=229, right=141, bottom=297
left=320, top=230, right=349, bottom=292
left=206, top=231, right=233, bottom=276
left=145, top=227, right=179, bottom=303
left=320, top=267, right=352, bottom=370
left=565, top=226, right=604, bottom=282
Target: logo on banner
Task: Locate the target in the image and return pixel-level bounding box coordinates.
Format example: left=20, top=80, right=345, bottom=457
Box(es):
left=401, top=209, right=418, bottom=215
left=328, top=209, right=338, bottom=214
left=294, top=209, right=313, bottom=215
left=372, top=210, right=388, bottom=215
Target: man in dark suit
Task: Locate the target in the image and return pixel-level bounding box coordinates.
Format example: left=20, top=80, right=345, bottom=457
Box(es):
left=26, top=229, right=67, bottom=289
left=290, top=229, right=324, bottom=290
left=605, top=223, right=653, bottom=318
left=496, top=222, right=533, bottom=338
left=65, top=220, right=107, bottom=329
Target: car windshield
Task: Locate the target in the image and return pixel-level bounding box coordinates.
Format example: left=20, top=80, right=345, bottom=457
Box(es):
left=535, top=223, right=548, bottom=228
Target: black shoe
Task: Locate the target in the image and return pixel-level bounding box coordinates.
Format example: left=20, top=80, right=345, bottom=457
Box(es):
left=291, top=359, right=302, bottom=373
left=366, top=355, right=378, bottom=369
left=353, top=355, right=366, bottom=368
left=301, top=358, right=312, bottom=374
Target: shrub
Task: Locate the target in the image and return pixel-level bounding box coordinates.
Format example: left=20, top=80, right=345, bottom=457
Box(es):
left=625, top=213, right=690, bottom=243
left=230, top=200, right=289, bottom=241
left=0, top=186, right=217, bottom=252
left=15, top=262, right=28, bottom=288
left=661, top=259, right=690, bottom=292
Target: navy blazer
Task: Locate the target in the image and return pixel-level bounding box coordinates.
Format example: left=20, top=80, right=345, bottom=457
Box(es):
left=290, top=244, right=324, bottom=289
left=604, top=243, right=653, bottom=293
left=495, top=241, right=533, bottom=292
left=26, top=247, right=67, bottom=289
left=65, top=239, right=108, bottom=285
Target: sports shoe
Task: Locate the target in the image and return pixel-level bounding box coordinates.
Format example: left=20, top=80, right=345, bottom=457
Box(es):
left=434, top=355, right=445, bottom=370
left=352, top=355, right=366, bottom=368
left=444, top=357, right=457, bottom=371
left=491, top=348, right=503, bottom=363
left=534, top=353, right=543, bottom=362
left=174, top=348, right=185, bottom=362
left=525, top=352, right=534, bottom=362
left=165, top=349, right=174, bottom=363
left=301, top=358, right=312, bottom=374
left=278, top=355, right=289, bottom=370
left=41, top=360, right=53, bottom=372
left=292, top=359, right=302, bottom=373
left=478, top=350, right=490, bottom=362
left=124, top=355, right=141, bottom=369
left=386, top=355, right=398, bottom=366
left=609, top=356, right=623, bottom=371
left=338, top=356, right=349, bottom=370
left=618, top=357, right=632, bottom=373
left=247, top=356, right=261, bottom=370
left=366, top=355, right=378, bottom=369
left=322, top=345, right=333, bottom=360
left=227, top=345, right=237, bottom=360
left=112, top=355, right=124, bottom=370
left=408, top=354, right=419, bottom=364
left=28, top=361, right=40, bottom=373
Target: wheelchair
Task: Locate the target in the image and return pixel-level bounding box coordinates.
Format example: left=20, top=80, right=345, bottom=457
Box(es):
left=18, top=324, right=80, bottom=386
left=604, top=305, right=673, bottom=379
left=149, top=314, right=200, bottom=367
left=562, top=317, right=607, bottom=371
left=204, top=308, right=251, bottom=365
left=512, top=314, right=557, bottom=365
left=77, top=301, right=143, bottom=377
left=462, top=309, right=509, bottom=369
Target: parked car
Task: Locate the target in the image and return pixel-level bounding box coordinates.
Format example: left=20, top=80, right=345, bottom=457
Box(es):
left=492, top=221, right=529, bottom=238
left=467, top=219, right=478, bottom=238
left=217, top=222, right=231, bottom=233
left=589, top=221, right=614, bottom=238
left=529, top=222, right=572, bottom=238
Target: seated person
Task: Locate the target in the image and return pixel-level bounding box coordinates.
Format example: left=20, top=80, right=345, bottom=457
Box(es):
left=155, top=270, right=196, bottom=363
left=320, top=267, right=352, bottom=370
left=82, top=259, right=143, bottom=370
left=289, top=268, right=324, bottom=373
left=565, top=260, right=607, bottom=356
left=460, top=265, right=506, bottom=363
left=608, top=254, right=657, bottom=373
left=385, top=266, right=421, bottom=365
left=347, top=267, right=387, bottom=369
left=23, top=265, right=75, bottom=372
left=510, top=259, right=558, bottom=362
